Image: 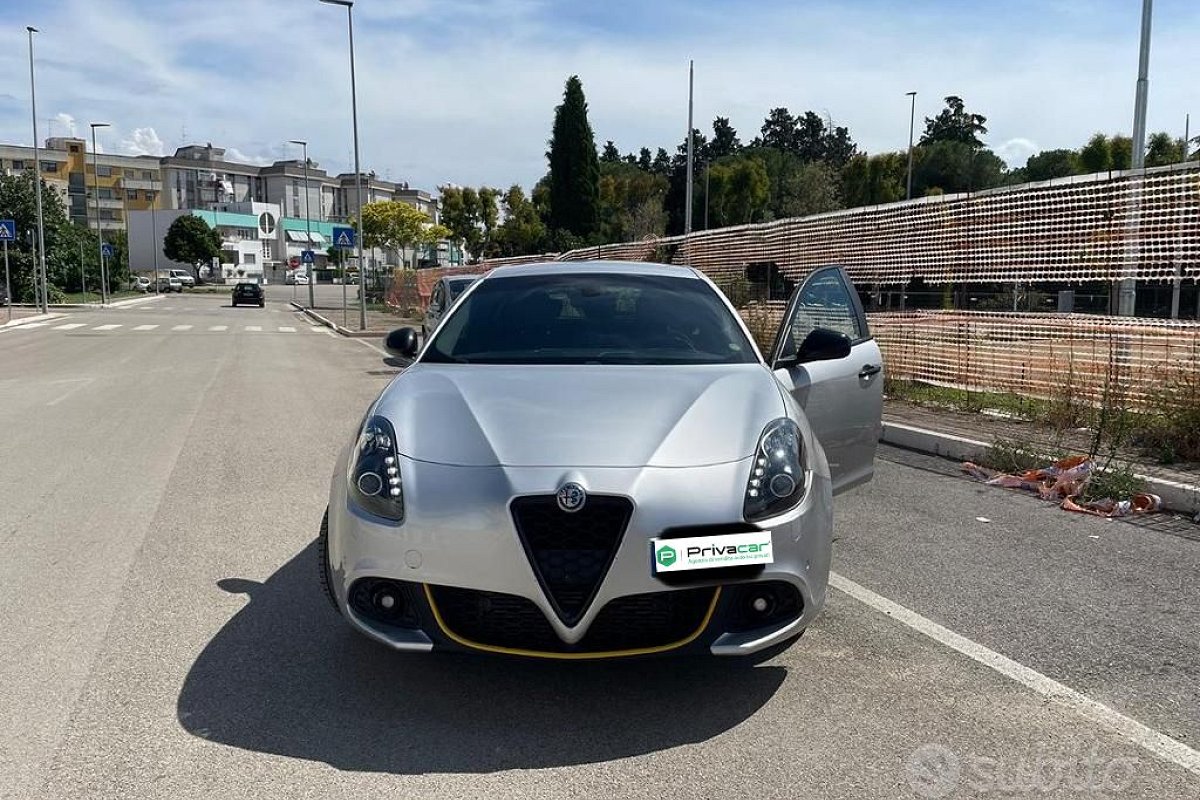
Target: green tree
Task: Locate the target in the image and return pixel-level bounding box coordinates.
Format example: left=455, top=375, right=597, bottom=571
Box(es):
left=1109, top=135, right=1132, bottom=170
left=650, top=148, right=671, bottom=175
left=547, top=75, right=600, bottom=238
left=492, top=185, right=548, bottom=257
left=358, top=200, right=449, bottom=268
left=755, top=107, right=798, bottom=151
left=0, top=171, right=77, bottom=301
left=705, top=157, right=770, bottom=226
left=1025, top=149, right=1079, bottom=181
left=841, top=152, right=908, bottom=207
left=600, top=140, right=621, bottom=163
left=1145, top=132, right=1185, bottom=166
left=920, top=96, right=988, bottom=148
left=1078, top=133, right=1111, bottom=173
left=913, top=141, right=1006, bottom=195
left=636, top=147, right=654, bottom=171
left=708, top=117, right=742, bottom=160
left=162, top=214, right=221, bottom=281
left=598, top=161, right=669, bottom=242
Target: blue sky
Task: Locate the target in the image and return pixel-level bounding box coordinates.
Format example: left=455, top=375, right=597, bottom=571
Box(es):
left=0, top=0, right=1196, bottom=192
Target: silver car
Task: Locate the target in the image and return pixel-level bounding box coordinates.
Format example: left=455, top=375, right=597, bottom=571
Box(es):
left=321, top=261, right=883, bottom=659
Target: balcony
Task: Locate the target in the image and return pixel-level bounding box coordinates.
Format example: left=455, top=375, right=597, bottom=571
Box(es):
left=120, top=177, right=159, bottom=191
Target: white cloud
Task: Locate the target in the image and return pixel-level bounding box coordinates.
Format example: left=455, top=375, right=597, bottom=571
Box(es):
left=994, top=138, right=1040, bottom=168
left=1, top=0, right=1197, bottom=192
left=121, top=127, right=166, bottom=157
left=51, top=112, right=76, bottom=138
left=224, top=147, right=272, bottom=166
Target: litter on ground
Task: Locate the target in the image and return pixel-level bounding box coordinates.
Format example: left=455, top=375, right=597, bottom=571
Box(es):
left=961, top=456, right=1162, bottom=518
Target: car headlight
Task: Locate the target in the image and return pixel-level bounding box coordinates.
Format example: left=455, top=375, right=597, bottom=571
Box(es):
left=744, top=418, right=806, bottom=522
left=347, top=415, right=405, bottom=522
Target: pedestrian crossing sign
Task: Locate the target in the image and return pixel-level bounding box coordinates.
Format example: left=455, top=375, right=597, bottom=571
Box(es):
left=0, top=219, right=15, bottom=241
left=332, top=226, right=355, bottom=249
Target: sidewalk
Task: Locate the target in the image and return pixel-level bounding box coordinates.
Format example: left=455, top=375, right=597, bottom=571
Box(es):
left=882, top=399, right=1200, bottom=515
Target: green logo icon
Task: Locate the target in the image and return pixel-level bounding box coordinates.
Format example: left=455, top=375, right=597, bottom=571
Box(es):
left=656, top=545, right=677, bottom=567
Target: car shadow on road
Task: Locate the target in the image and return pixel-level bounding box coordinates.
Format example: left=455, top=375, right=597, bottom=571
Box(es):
left=176, top=541, right=786, bottom=774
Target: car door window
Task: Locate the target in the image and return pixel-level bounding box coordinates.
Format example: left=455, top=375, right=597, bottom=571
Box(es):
left=784, top=268, right=866, bottom=354
left=430, top=284, right=445, bottom=312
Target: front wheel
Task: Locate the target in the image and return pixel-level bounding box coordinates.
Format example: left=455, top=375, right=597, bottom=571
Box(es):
left=317, top=509, right=340, bottom=613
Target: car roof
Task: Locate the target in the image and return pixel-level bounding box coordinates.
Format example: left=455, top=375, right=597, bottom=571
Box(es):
left=484, top=260, right=699, bottom=280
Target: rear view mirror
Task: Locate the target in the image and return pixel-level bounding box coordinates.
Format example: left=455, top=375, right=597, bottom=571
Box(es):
left=796, top=327, right=852, bottom=363
left=385, top=327, right=419, bottom=359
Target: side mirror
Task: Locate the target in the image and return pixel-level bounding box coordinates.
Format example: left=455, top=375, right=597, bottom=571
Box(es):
left=385, top=327, right=420, bottom=359
left=796, top=327, right=852, bottom=363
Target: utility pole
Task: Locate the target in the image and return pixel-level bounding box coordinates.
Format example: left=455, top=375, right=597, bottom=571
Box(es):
left=28, top=27, right=48, bottom=313
left=290, top=139, right=316, bottom=308
left=1118, top=0, right=1153, bottom=317
left=91, top=123, right=111, bottom=304
left=684, top=60, right=695, bottom=238
left=905, top=91, right=917, bottom=200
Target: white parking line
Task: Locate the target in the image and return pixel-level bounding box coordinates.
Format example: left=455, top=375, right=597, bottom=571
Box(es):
left=278, top=326, right=296, bottom=332
left=309, top=326, right=324, bottom=332
left=245, top=325, right=262, bottom=332
left=53, top=323, right=88, bottom=330
left=92, top=324, right=122, bottom=331
left=829, top=572, right=1200, bottom=777
left=12, top=321, right=51, bottom=329
left=171, top=325, right=193, bottom=331
left=209, top=325, right=228, bottom=332
left=132, top=324, right=159, bottom=331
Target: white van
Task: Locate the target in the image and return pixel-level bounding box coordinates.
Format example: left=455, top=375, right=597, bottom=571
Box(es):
left=168, top=269, right=195, bottom=288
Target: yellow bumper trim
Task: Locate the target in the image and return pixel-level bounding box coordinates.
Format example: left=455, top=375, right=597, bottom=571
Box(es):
left=424, top=584, right=722, bottom=660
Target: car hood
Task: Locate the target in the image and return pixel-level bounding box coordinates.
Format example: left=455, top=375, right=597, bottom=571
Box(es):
left=376, top=364, right=786, bottom=468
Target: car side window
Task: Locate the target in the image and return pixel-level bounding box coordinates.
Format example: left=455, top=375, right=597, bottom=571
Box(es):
left=430, top=284, right=445, bottom=311
left=786, top=269, right=866, bottom=350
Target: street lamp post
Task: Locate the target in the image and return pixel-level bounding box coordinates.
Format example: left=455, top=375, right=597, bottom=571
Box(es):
left=1118, top=0, right=1153, bottom=317
left=27, top=26, right=48, bottom=313
left=150, top=178, right=161, bottom=295
left=320, top=0, right=367, bottom=331
left=905, top=91, right=917, bottom=201
left=684, top=59, right=695, bottom=238
left=90, top=123, right=111, bottom=304
left=289, top=139, right=316, bottom=308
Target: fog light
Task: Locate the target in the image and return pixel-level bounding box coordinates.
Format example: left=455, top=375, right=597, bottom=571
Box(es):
left=752, top=596, right=770, bottom=613
left=728, top=581, right=803, bottom=633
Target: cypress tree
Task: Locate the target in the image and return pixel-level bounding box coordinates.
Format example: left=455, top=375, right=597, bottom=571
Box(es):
left=547, top=75, right=600, bottom=238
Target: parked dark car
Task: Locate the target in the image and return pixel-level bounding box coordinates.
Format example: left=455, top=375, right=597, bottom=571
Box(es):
left=232, top=282, right=265, bottom=308
left=422, top=275, right=479, bottom=338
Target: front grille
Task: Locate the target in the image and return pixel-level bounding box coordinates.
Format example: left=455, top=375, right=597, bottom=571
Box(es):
left=510, top=495, right=633, bottom=625
left=428, top=585, right=717, bottom=654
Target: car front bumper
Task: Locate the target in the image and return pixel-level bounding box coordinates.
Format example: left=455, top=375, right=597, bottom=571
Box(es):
left=326, top=447, right=834, bottom=658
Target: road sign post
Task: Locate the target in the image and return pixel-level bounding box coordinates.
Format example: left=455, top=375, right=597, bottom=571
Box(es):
left=1, top=220, right=14, bottom=322
left=332, top=226, right=356, bottom=328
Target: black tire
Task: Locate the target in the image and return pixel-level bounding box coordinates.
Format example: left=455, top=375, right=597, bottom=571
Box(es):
left=318, top=508, right=341, bottom=614
left=231, top=301, right=237, bottom=307
left=258, top=301, right=264, bottom=308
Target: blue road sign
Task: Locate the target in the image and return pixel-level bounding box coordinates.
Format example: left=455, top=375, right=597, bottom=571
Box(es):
left=0, top=219, right=15, bottom=241
left=300, top=249, right=315, bottom=264
left=101, top=243, right=115, bottom=258
left=332, top=226, right=356, bottom=249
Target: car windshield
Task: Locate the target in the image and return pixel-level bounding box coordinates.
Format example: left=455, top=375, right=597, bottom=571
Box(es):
left=445, top=277, right=476, bottom=300
left=423, top=273, right=757, bottom=365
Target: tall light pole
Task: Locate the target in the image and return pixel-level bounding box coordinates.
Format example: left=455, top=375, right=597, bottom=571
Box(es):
left=28, top=26, right=48, bottom=313
left=1118, top=0, right=1153, bottom=317
left=90, top=123, right=111, bottom=304
left=150, top=178, right=161, bottom=294
left=320, top=0, right=367, bottom=331
left=289, top=139, right=316, bottom=309
left=684, top=59, right=695, bottom=239
left=905, top=91, right=917, bottom=201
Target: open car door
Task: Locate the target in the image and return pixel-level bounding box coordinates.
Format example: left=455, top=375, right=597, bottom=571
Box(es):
left=768, top=266, right=883, bottom=494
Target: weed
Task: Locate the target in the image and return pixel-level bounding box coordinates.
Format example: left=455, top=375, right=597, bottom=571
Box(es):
left=981, top=438, right=1054, bottom=475
left=1082, top=462, right=1146, bottom=502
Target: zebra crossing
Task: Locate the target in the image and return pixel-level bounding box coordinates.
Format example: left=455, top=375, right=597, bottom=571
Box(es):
left=4, top=321, right=328, bottom=335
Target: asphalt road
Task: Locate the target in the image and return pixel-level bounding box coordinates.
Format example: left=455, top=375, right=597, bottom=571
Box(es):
left=1, top=293, right=1197, bottom=799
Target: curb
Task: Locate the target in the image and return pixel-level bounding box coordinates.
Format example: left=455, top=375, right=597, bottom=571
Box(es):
left=289, top=302, right=392, bottom=339
left=1, top=312, right=67, bottom=329
left=105, top=295, right=164, bottom=309
left=881, top=421, right=1200, bottom=516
